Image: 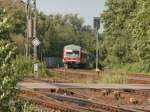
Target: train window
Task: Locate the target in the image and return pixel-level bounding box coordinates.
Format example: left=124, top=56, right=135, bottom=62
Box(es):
left=73, top=51, right=79, bottom=55
left=66, top=52, right=73, bottom=55
left=65, top=50, right=80, bottom=57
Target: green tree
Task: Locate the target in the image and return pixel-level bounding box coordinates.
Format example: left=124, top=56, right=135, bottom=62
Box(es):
left=0, top=6, right=18, bottom=112
left=101, top=0, right=138, bottom=67
left=101, top=0, right=150, bottom=72
left=37, top=13, right=95, bottom=58
left=0, top=6, right=33, bottom=111
left=0, top=0, right=26, bottom=54
left=129, top=0, right=150, bottom=72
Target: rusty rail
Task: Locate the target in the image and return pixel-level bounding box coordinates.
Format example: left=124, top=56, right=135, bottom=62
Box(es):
left=17, top=89, right=89, bottom=112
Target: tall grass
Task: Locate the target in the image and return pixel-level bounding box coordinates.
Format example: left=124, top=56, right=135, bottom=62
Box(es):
left=100, top=71, right=128, bottom=84
left=38, top=62, right=47, bottom=78
left=13, top=55, right=32, bottom=77
left=124, top=63, right=141, bottom=73
left=13, top=55, right=47, bottom=78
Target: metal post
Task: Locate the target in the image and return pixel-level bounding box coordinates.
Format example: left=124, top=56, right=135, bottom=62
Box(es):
left=96, top=30, right=99, bottom=72
left=93, top=17, right=100, bottom=72
left=33, top=45, right=37, bottom=62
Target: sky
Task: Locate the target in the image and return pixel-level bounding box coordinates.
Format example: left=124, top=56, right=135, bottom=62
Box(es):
left=36, top=0, right=106, bottom=26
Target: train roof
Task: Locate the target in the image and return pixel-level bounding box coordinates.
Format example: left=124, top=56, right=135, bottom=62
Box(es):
left=64, top=44, right=81, bottom=50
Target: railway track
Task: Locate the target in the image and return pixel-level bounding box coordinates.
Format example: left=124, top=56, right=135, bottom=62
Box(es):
left=17, top=84, right=150, bottom=112
left=18, top=73, right=150, bottom=112
left=17, top=89, right=92, bottom=112
left=17, top=89, right=116, bottom=112
left=17, top=82, right=150, bottom=111
left=46, top=93, right=141, bottom=112
left=34, top=88, right=150, bottom=103
left=17, top=88, right=150, bottom=112
left=36, top=88, right=150, bottom=110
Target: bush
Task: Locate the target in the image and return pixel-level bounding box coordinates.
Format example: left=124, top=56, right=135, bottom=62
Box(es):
left=13, top=55, right=48, bottom=78
left=0, top=40, right=17, bottom=111
left=14, top=101, right=34, bottom=112
left=13, top=55, right=32, bottom=77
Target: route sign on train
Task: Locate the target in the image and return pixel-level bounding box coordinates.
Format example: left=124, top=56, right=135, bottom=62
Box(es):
left=32, top=38, right=40, bottom=46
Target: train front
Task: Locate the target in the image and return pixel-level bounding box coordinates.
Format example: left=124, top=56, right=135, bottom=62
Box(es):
left=62, top=45, right=81, bottom=68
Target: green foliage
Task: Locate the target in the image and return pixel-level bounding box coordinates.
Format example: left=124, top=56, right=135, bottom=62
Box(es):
left=0, top=40, right=17, bottom=112
left=15, top=101, right=34, bottom=112
left=139, top=41, right=150, bottom=72
left=0, top=2, right=46, bottom=111
left=12, top=55, right=47, bottom=78
left=11, top=34, right=25, bottom=54
left=37, top=13, right=95, bottom=58
left=0, top=0, right=26, bottom=55
left=2, top=0, right=149, bottom=73
left=129, top=0, right=150, bottom=72
left=1, top=0, right=95, bottom=67
left=101, top=0, right=137, bottom=65
left=101, top=0, right=150, bottom=72
left=0, top=5, right=33, bottom=112
left=124, top=63, right=142, bottom=73
left=0, top=8, right=11, bottom=39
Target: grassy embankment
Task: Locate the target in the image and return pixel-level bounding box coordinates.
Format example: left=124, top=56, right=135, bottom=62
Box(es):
left=47, top=70, right=128, bottom=84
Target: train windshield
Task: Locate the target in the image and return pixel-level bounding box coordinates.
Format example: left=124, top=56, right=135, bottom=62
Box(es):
left=65, top=50, right=80, bottom=57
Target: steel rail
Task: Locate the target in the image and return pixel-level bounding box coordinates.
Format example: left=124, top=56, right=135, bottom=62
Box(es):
left=17, top=89, right=95, bottom=112
left=46, top=93, right=145, bottom=112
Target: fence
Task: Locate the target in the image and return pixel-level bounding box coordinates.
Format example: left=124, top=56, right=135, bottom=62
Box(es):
left=43, top=57, right=63, bottom=68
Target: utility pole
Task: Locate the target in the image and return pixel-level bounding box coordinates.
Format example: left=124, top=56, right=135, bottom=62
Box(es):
left=26, top=0, right=32, bottom=58
left=32, top=0, right=40, bottom=78
left=93, top=17, right=100, bottom=72
left=33, top=0, right=36, bottom=40
left=25, top=0, right=29, bottom=57
left=33, top=0, right=37, bottom=62
left=26, top=0, right=40, bottom=78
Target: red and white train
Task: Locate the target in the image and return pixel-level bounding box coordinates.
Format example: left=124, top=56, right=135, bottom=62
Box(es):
left=62, top=44, right=87, bottom=68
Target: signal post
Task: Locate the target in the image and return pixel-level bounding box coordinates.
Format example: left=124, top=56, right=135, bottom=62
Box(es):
left=93, top=17, right=100, bottom=72
left=26, top=0, right=40, bottom=78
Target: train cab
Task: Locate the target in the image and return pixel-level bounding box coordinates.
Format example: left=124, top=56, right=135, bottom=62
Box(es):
left=62, top=44, right=88, bottom=68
